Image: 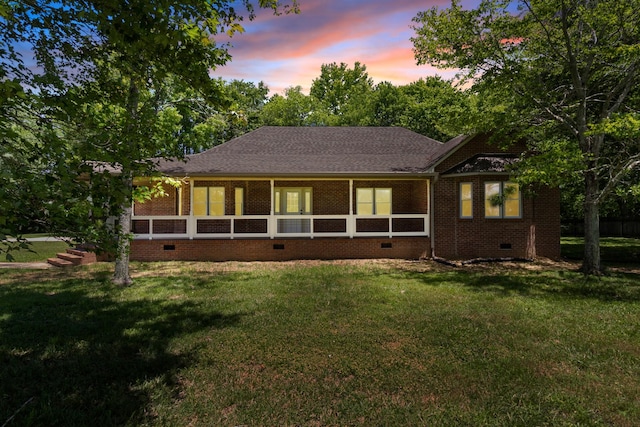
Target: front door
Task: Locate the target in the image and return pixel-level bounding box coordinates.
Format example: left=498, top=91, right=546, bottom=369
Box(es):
left=276, top=188, right=312, bottom=233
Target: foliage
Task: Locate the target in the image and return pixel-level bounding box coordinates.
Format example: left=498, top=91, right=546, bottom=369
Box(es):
left=411, top=0, right=640, bottom=273
left=398, top=77, right=470, bottom=141
left=261, top=70, right=469, bottom=142
left=1, top=262, right=639, bottom=425
left=261, top=86, right=332, bottom=126
left=0, top=0, right=297, bottom=283
left=310, top=61, right=374, bottom=120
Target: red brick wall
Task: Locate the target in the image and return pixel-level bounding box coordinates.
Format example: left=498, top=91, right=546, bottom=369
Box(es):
left=432, top=134, right=561, bottom=260
left=274, top=180, right=350, bottom=215
left=353, top=180, right=428, bottom=214
left=131, top=237, right=431, bottom=262
left=133, top=183, right=179, bottom=216
left=136, top=179, right=430, bottom=217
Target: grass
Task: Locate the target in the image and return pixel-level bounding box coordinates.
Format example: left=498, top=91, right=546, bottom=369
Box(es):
left=561, top=237, right=640, bottom=264
left=0, top=241, right=70, bottom=262
left=1, top=260, right=639, bottom=426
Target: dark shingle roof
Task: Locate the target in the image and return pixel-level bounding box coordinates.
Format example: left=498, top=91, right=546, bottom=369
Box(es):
left=155, top=126, right=450, bottom=176
left=441, top=153, right=519, bottom=176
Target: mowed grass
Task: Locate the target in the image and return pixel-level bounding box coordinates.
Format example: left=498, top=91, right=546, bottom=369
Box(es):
left=0, top=240, right=70, bottom=262
left=1, top=260, right=639, bottom=426
left=562, top=236, right=640, bottom=264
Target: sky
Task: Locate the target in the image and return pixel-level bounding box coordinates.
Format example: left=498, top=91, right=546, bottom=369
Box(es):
left=214, top=0, right=476, bottom=95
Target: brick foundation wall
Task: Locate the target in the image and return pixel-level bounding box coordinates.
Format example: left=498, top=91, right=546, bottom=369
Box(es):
left=131, top=237, right=431, bottom=262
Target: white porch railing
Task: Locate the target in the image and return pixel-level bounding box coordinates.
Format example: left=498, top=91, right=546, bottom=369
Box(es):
left=131, top=214, right=429, bottom=240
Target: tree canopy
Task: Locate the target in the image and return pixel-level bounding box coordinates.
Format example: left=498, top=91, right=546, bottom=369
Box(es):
left=0, top=0, right=297, bottom=283
left=412, top=0, right=640, bottom=273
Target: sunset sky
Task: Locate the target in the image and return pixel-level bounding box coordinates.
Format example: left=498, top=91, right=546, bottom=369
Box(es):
left=215, top=0, right=478, bottom=95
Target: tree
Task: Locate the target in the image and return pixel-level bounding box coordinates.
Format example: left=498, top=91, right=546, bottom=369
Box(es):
left=399, top=77, right=470, bottom=141
left=360, top=81, right=408, bottom=127
left=2, top=0, right=297, bottom=283
left=412, top=0, right=640, bottom=273
left=261, top=86, right=331, bottom=126
left=310, top=61, right=373, bottom=121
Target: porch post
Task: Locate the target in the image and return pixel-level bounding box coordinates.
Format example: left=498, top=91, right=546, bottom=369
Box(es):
left=269, top=179, right=275, bottom=239
left=349, top=179, right=354, bottom=238
left=188, top=178, right=194, bottom=239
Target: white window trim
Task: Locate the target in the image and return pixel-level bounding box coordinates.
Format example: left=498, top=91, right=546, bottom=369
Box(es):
left=235, top=187, right=244, bottom=216
left=356, top=188, right=392, bottom=215
left=194, top=186, right=225, bottom=216
left=274, top=187, right=313, bottom=215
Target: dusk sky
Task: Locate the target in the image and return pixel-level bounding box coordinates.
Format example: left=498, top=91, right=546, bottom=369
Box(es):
left=215, top=0, right=478, bottom=95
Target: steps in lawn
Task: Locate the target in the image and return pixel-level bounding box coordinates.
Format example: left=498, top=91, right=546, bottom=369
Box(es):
left=47, top=248, right=97, bottom=268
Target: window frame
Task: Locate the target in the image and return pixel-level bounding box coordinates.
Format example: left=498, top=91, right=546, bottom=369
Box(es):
left=274, top=187, right=312, bottom=215
left=235, top=187, right=244, bottom=216
left=193, top=186, right=225, bottom=216
left=484, top=181, right=522, bottom=219
left=356, top=187, right=392, bottom=215
left=459, top=182, right=473, bottom=219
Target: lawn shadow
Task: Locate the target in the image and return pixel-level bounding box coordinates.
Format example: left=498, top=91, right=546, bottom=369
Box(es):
left=401, top=266, right=640, bottom=303
left=0, top=275, right=243, bottom=426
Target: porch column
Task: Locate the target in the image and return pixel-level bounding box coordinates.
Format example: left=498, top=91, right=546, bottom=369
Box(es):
left=269, top=179, right=276, bottom=239
left=426, top=179, right=431, bottom=236
left=188, top=178, right=194, bottom=239
left=349, top=179, right=354, bottom=238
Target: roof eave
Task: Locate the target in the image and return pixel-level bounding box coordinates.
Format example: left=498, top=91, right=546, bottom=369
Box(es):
left=179, top=171, right=438, bottom=179
left=439, top=171, right=514, bottom=178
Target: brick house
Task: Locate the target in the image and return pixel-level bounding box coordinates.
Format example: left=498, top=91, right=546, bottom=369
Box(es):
left=130, top=127, right=560, bottom=262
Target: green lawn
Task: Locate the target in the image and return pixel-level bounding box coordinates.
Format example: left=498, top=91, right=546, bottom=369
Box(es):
left=0, top=240, right=70, bottom=262
left=561, top=236, right=640, bottom=264
left=1, top=261, right=639, bottom=426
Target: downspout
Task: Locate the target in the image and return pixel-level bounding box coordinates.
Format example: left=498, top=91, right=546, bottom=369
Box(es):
left=430, top=173, right=438, bottom=259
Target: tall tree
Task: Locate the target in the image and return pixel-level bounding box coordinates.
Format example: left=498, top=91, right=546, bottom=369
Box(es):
left=412, top=0, right=640, bottom=273
left=261, top=86, right=331, bottom=126
left=3, top=0, right=297, bottom=283
left=399, top=77, right=470, bottom=141
left=310, top=61, right=373, bottom=120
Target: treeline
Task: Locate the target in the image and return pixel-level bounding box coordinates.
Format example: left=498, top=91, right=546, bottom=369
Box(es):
left=194, top=62, right=470, bottom=154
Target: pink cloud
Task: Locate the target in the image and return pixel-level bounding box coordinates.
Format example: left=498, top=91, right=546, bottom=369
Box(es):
left=214, top=0, right=464, bottom=95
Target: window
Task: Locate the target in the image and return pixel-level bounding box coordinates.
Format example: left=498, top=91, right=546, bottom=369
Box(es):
left=193, top=186, right=225, bottom=216
left=235, top=187, right=244, bottom=216
left=274, top=188, right=312, bottom=214
left=357, top=188, right=392, bottom=215
left=460, top=182, right=473, bottom=218
left=484, top=182, right=521, bottom=218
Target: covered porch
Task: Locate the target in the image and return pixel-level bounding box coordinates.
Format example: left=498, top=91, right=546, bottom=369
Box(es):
left=131, top=178, right=431, bottom=240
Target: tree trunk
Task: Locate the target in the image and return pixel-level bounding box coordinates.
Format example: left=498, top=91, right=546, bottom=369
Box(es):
left=113, top=175, right=133, bottom=286
left=582, top=171, right=601, bottom=274
left=112, top=78, right=140, bottom=286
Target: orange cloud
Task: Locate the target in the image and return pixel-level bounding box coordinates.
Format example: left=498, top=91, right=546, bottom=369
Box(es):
left=214, top=0, right=469, bottom=95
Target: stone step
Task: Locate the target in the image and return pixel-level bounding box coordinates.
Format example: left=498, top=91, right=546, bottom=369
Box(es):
left=46, top=246, right=99, bottom=268
left=47, top=257, right=74, bottom=267
left=66, top=249, right=97, bottom=264
left=57, top=252, right=84, bottom=265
